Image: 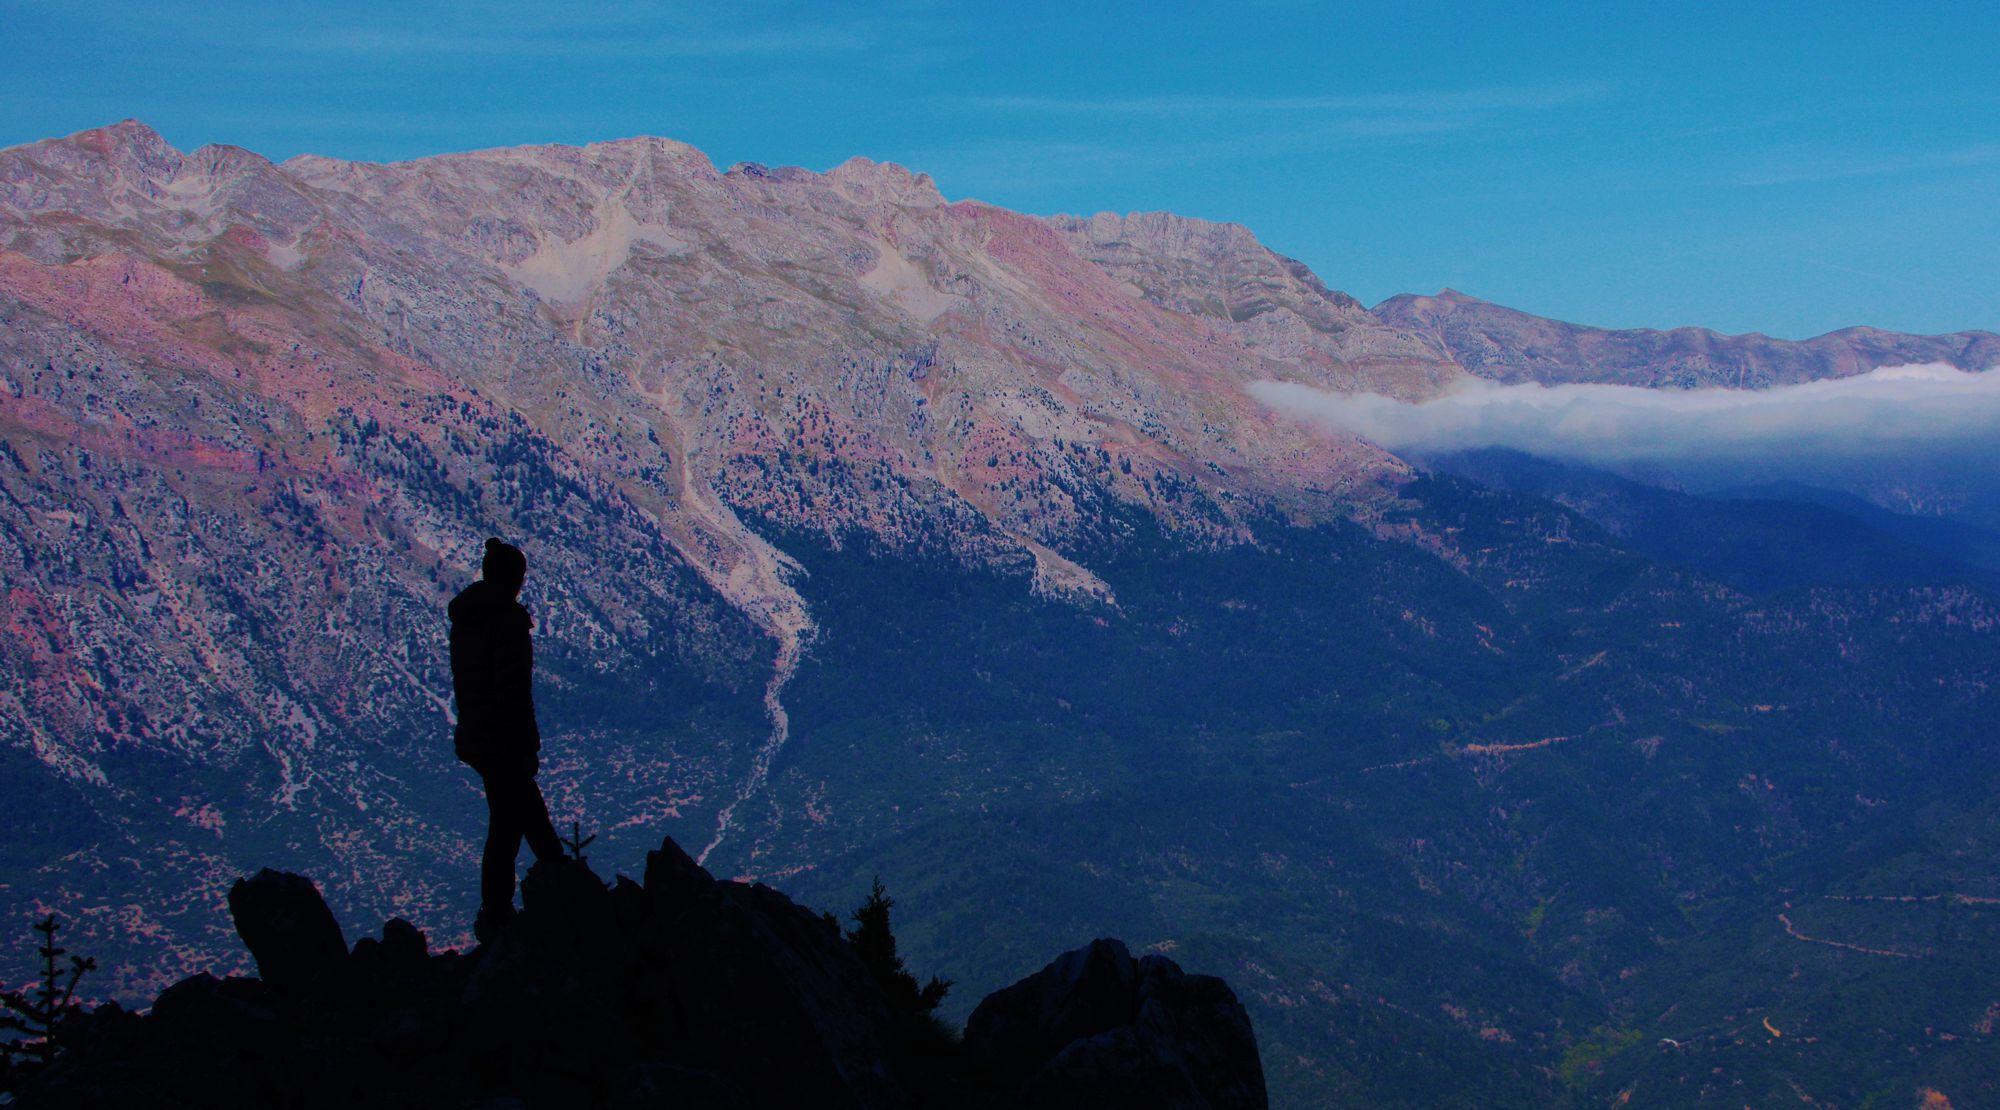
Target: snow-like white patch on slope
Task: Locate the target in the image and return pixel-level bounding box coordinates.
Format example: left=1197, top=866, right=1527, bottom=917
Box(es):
left=502, top=201, right=690, bottom=304
left=859, top=240, right=964, bottom=324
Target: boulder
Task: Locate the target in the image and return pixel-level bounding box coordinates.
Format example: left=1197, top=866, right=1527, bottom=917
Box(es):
left=964, top=937, right=1140, bottom=1084
left=964, top=939, right=1266, bottom=1110
left=630, top=840, right=910, bottom=1110
left=225, top=869, right=347, bottom=991
left=1130, top=955, right=1267, bottom=1110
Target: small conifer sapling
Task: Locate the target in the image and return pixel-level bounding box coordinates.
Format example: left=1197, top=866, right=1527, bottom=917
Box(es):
left=561, top=821, right=597, bottom=866
left=0, top=914, right=95, bottom=1090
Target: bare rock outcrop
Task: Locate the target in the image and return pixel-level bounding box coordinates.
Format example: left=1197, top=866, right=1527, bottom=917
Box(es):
left=964, top=937, right=1266, bottom=1110
left=15, top=839, right=1265, bottom=1110
left=225, top=869, right=349, bottom=992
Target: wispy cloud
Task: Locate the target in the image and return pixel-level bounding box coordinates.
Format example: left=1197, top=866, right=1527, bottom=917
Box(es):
left=1251, top=364, right=2000, bottom=463
left=288, top=22, right=882, bottom=60
left=910, top=79, right=1613, bottom=195
left=963, top=81, right=1610, bottom=118
left=913, top=81, right=1608, bottom=197
left=1733, top=142, right=2000, bottom=187
left=84, top=0, right=945, bottom=61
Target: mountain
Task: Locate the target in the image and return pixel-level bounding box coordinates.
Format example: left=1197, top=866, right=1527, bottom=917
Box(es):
left=1373, top=288, right=2000, bottom=388
left=2, top=120, right=1998, bottom=1108
left=1042, top=213, right=1460, bottom=399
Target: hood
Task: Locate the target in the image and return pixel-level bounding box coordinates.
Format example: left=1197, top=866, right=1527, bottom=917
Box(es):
left=448, top=579, right=532, bottom=628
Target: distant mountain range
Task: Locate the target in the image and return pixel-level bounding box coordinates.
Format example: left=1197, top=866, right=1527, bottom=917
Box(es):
left=1374, top=287, right=1998, bottom=387
left=2, top=120, right=1996, bottom=1108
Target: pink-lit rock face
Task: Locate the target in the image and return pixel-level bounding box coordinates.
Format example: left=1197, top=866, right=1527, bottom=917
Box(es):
left=1, top=119, right=1443, bottom=675
left=0, top=119, right=1438, bottom=996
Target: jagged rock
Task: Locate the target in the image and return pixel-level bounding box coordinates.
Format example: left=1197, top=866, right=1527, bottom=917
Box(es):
left=15, top=840, right=1264, bottom=1110
left=350, top=916, right=429, bottom=973
left=516, top=855, right=626, bottom=983
left=225, top=869, right=347, bottom=991
left=627, top=839, right=909, bottom=1109
left=965, top=938, right=1139, bottom=1081
left=1127, top=956, right=1267, bottom=1110
left=964, top=938, right=1266, bottom=1110
left=643, top=833, right=711, bottom=891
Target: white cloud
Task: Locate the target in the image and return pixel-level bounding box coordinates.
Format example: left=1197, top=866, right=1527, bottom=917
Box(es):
left=1250, top=364, right=2000, bottom=463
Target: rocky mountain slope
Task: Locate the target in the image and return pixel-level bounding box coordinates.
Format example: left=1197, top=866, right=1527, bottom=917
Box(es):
left=2, top=120, right=1997, bottom=1107
left=1373, top=288, right=1999, bottom=388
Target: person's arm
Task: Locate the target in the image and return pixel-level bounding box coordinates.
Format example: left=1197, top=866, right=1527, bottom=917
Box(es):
left=496, top=614, right=540, bottom=757
left=522, top=629, right=541, bottom=755
left=450, top=623, right=495, bottom=736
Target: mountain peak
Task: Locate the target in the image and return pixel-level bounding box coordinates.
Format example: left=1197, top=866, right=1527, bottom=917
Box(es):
left=825, top=155, right=945, bottom=207
left=29, top=117, right=182, bottom=173
left=74, top=117, right=168, bottom=146
left=10, top=118, right=277, bottom=186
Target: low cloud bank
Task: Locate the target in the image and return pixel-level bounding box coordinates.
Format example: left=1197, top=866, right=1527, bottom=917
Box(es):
left=1250, top=364, right=2000, bottom=463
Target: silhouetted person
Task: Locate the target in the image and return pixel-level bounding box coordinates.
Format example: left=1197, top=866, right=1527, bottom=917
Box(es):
left=449, top=538, right=562, bottom=941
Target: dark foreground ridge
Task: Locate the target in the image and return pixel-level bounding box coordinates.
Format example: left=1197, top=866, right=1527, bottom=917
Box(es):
left=12, top=836, right=1266, bottom=1109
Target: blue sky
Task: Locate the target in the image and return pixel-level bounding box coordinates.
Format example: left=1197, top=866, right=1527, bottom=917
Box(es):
left=4, top=1, right=1996, bottom=339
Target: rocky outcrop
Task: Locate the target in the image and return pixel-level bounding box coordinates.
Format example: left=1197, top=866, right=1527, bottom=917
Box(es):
left=14, top=839, right=1265, bottom=1110
left=223, top=869, right=349, bottom=992
left=964, top=938, right=1266, bottom=1110
left=1043, top=211, right=1459, bottom=399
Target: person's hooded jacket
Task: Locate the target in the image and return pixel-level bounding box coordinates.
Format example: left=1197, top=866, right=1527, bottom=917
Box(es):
left=448, top=579, right=540, bottom=771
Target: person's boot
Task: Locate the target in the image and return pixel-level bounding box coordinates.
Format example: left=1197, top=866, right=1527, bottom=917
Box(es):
left=473, top=903, right=515, bottom=944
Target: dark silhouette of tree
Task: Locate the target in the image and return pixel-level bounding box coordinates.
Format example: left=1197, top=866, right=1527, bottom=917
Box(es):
left=561, top=820, right=597, bottom=866
left=0, top=914, right=94, bottom=1091
left=845, top=877, right=951, bottom=1047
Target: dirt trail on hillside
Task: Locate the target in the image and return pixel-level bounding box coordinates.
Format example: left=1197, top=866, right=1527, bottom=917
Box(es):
left=624, top=384, right=816, bottom=867
left=1777, top=911, right=1920, bottom=959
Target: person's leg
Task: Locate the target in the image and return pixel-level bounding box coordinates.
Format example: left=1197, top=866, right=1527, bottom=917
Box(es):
left=477, top=766, right=527, bottom=917
left=518, top=773, right=563, bottom=865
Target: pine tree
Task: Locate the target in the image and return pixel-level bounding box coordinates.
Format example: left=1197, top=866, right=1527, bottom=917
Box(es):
left=846, top=877, right=951, bottom=1042
left=0, top=914, right=95, bottom=1090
